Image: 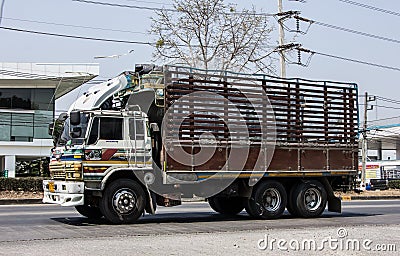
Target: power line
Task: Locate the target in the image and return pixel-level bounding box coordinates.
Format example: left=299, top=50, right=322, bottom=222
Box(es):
left=0, top=26, right=155, bottom=45
left=122, top=0, right=172, bottom=6
left=71, top=0, right=177, bottom=12
left=369, top=115, right=400, bottom=123
left=71, top=1, right=400, bottom=50
left=290, top=15, right=400, bottom=45
left=2, top=24, right=400, bottom=74
left=72, top=0, right=276, bottom=16
left=338, top=0, right=400, bottom=17
left=0, top=25, right=250, bottom=49
left=298, top=47, right=400, bottom=72
left=6, top=1, right=395, bottom=49
left=375, top=96, right=400, bottom=105
left=374, top=105, right=400, bottom=110
left=310, top=19, right=400, bottom=45
left=1, top=17, right=148, bottom=35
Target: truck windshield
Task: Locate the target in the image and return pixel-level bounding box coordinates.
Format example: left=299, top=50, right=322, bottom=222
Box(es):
left=57, top=117, right=70, bottom=146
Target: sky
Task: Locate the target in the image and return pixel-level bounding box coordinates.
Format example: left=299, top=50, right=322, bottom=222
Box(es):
left=0, top=0, right=399, bottom=127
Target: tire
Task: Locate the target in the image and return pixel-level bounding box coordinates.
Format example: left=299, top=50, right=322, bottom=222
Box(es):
left=208, top=197, right=245, bottom=215
left=286, top=199, right=298, bottom=217
left=75, top=205, right=103, bottom=219
left=292, top=180, right=327, bottom=218
left=245, top=180, right=287, bottom=219
left=287, top=184, right=300, bottom=217
left=100, top=179, right=146, bottom=224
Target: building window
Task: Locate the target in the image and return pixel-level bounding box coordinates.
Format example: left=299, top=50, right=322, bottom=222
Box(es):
left=0, top=88, right=54, bottom=111
left=0, top=112, right=11, bottom=141
left=0, top=111, right=53, bottom=141
left=11, top=113, right=34, bottom=141
left=0, top=88, right=54, bottom=141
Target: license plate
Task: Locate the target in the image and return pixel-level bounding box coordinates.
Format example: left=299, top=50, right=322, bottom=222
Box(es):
left=48, top=182, right=55, bottom=193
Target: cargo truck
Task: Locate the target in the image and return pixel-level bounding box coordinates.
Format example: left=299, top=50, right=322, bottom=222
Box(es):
left=43, top=64, right=358, bottom=224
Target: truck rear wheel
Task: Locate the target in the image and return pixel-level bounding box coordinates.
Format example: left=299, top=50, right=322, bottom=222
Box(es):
left=286, top=200, right=298, bottom=217
left=208, top=197, right=245, bottom=215
left=291, top=180, right=327, bottom=218
left=100, top=179, right=146, bottom=224
left=75, top=205, right=103, bottom=219
left=245, top=180, right=287, bottom=219
left=286, top=185, right=299, bottom=217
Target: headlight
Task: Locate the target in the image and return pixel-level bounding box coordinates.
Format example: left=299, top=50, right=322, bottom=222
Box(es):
left=156, top=89, right=164, bottom=97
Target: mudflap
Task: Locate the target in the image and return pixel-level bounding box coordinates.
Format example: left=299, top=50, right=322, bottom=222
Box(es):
left=320, top=177, right=342, bottom=213
left=328, top=196, right=341, bottom=213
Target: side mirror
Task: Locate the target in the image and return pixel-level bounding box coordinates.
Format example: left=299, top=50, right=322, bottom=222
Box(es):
left=70, top=111, right=81, bottom=125
left=57, top=112, right=68, bottom=122
left=48, top=123, right=54, bottom=136
left=70, top=127, right=82, bottom=138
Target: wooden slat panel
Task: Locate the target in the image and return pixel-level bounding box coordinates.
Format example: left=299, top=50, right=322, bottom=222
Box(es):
left=163, top=65, right=358, bottom=172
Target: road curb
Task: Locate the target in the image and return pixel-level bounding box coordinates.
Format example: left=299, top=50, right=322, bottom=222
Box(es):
left=0, top=199, right=43, bottom=205
left=340, top=195, right=400, bottom=201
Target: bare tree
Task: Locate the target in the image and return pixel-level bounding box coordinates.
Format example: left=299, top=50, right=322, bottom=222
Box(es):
left=151, top=0, right=276, bottom=73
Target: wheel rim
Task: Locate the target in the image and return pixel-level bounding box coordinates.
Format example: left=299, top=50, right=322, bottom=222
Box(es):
left=304, top=187, right=322, bottom=211
left=112, top=189, right=137, bottom=214
left=262, top=188, right=281, bottom=212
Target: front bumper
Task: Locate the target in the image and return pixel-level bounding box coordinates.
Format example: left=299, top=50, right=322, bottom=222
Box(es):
left=43, top=180, right=85, bottom=206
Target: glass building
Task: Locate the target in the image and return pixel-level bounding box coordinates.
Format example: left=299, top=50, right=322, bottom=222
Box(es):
left=0, top=63, right=99, bottom=177
left=0, top=88, right=54, bottom=142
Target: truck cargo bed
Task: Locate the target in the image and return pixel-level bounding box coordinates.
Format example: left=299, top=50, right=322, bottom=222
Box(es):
left=162, top=66, right=358, bottom=176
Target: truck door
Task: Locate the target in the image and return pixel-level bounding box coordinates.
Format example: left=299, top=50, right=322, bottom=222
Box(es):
left=85, top=116, right=124, bottom=161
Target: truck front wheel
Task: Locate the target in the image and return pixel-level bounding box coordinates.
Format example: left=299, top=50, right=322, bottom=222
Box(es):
left=291, top=180, right=327, bottom=218
left=245, top=180, right=287, bottom=219
left=208, top=197, right=245, bottom=215
left=100, top=179, right=146, bottom=224
left=75, top=205, right=103, bottom=219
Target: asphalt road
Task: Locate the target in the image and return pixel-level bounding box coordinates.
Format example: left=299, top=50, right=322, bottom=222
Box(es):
left=0, top=200, right=399, bottom=255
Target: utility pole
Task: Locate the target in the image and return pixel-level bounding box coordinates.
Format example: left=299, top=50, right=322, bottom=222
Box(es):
left=360, top=92, right=368, bottom=189
left=278, top=0, right=286, bottom=78
left=360, top=92, right=375, bottom=189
